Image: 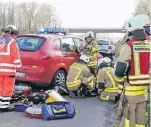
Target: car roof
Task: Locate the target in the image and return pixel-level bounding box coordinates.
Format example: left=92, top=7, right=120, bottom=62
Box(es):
left=18, top=33, right=83, bottom=41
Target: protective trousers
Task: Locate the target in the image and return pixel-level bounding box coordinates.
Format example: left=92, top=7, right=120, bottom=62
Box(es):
left=0, top=75, right=15, bottom=109
left=89, top=66, right=97, bottom=77
left=120, top=101, right=146, bottom=127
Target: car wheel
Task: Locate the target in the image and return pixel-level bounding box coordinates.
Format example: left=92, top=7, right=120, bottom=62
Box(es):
left=51, top=70, right=66, bottom=87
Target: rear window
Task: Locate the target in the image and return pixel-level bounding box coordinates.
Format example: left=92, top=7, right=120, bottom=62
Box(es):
left=97, top=40, right=109, bottom=45
left=16, top=36, right=45, bottom=51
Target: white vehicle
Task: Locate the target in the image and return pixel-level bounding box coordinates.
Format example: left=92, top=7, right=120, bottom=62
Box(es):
left=97, top=40, right=115, bottom=57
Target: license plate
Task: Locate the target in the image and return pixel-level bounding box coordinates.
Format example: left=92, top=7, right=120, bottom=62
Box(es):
left=16, top=72, right=26, bottom=78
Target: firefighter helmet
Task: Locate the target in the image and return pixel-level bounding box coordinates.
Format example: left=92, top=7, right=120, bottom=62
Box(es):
left=1, top=25, right=19, bottom=35
left=133, top=14, right=150, bottom=35
left=97, top=57, right=112, bottom=68
left=85, top=31, right=95, bottom=39
left=125, top=16, right=145, bottom=32
left=133, top=14, right=150, bottom=27
left=80, top=55, right=89, bottom=63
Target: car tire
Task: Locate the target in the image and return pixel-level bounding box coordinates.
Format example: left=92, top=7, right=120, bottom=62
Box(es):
left=51, top=70, right=67, bottom=88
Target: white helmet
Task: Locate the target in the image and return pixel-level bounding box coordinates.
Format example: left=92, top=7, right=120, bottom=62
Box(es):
left=133, top=14, right=150, bottom=27
left=1, top=25, right=19, bottom=35
left=97, top=57, right=112, bottom=67
left=125, top=16, right=145, bottom=32
left=85, top=31, right=94, bottom=39
left=80, top=55, right=89, bottom=63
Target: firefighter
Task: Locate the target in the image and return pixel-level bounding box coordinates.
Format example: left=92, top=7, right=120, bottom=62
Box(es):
left=82, top=31, right=99, bottom=77
left=0, top=25, right=22, bottom=112
left=97, top=57, right=119, bottom=102
left=115, top=15, right=150, bottom=127
left=66, top=54, right=96, bottom=98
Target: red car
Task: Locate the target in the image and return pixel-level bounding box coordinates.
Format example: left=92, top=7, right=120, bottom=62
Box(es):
left=16, top=28, right=102, bottom=87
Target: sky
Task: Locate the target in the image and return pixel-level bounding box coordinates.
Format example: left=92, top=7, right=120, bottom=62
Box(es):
left=2, top=0, right=137, bottom=28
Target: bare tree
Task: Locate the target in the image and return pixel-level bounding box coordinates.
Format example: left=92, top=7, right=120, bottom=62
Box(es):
left=0, top=1, right=61, bottom=34
left=134, top=0, right=150, bottom=17
left=7, top=2, right=15, bottom=25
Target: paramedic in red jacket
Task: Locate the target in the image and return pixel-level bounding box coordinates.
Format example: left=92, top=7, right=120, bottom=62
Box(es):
left=0, top=25, right=22, bottom=111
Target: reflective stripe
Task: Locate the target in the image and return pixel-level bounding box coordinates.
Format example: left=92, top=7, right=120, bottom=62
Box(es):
left=71, top=65, right=82, bottom=81
left=0, top=105, right=10, bottom=108
left=0, top=69, right=16, bottom=73
left=129, top=79, right=150, bottom=85
left=92, top=47, right=98, bottom=53
left=1, top=101, right=10, bottom=105
left=135, top=124, right=145, bottom=127
left=125, top=89, right=147, bottom=96
left=15, top=64, right=22, bottom=68
left=2, top=97, right=11, bottom=100
left=114, top=76, right=126, bottom=82
left=145, top=112, right=148, bottom=116
left=0, top=63, right=21, bottom=68
left=103, top=68, right=118, bottom=92
left=0, top=39, right=14, bottom=55
left=88, top=54, right=96, bottom=58
left=0, top=63, right=15, bottom=67
left=105, top=68, right=116, bottom=88
left=104, top=88, right=118, bottom=92
left=67, top=80, right=81, bottom=87
left=125, top=86, right=148, bottom=91
left=134, top=51, right=140, bottom=75
left=129, top=74, right=150, bottom=80
left=100, top=95, right=109, bottom=101
left=14, top=59, right=21, bottom=63
left=88, top=77, right=95, bottom=88
left=125, top=118, right=130, bottom=127
left=88, top=61, right=97, bottom=66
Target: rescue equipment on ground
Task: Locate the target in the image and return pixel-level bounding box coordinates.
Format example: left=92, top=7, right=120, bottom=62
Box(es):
left=42, top=101, right=76, bottom=120
left=25, top=105, right=43, bottom=119
left=14, top=102, right=29, bottom=112
left=12, top=88, right=76, bottom=121
left=11, top=91, right=24, bottom=103
left=44, top=90, right=67, bottom=103
left=14, top=83, right=32, bottom=96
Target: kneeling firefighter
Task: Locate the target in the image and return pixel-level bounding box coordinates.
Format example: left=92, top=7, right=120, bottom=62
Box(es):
left=97, top=57, right=119, bottom=102
left=66, top=55, right=96, bottom=98
left=115, top=15, right=150, bottom=127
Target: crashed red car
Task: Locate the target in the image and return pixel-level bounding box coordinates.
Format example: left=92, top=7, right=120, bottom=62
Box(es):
left=16, top=28, right=102, bottom=87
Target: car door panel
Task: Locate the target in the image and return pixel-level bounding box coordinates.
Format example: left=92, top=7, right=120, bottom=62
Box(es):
left=60, top=37, right=78, bottom=67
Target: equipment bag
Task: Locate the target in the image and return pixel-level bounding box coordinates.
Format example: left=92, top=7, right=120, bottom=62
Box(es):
left=14, top=84, right=32, bottom=96
left=11, top=91, right=24, bottom=103
left=14, top=102, right=29, bottom=112
left=25, top=105, right=43, bottom=119
left=42, top=101, right=76, bottom=120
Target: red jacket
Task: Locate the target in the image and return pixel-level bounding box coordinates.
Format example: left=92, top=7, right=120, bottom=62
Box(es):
left=0, top=34, right=22, bottom=76
left=126, top=38, right=150, bottom=85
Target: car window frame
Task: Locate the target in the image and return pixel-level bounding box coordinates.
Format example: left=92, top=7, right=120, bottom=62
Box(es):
left=53, top=38, right=61, bottom=49
left=16, top=36, right=46, bottom=52
left=60, top=37, right=77, bottom=52
left=73, top=37, right=84, bottom=47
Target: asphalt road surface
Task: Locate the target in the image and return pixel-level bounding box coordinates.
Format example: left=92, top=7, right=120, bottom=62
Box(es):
left=0, top=86, right=118, bottom=127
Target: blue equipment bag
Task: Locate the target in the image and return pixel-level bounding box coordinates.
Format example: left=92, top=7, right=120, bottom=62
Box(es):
left=42, top=101, right=76, bottom=120
left=14, top=102, right=29, bottom=112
